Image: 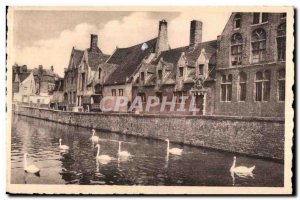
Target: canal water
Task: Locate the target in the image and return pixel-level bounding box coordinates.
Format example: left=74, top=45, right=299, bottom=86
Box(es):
left=11, top=115, right=284, bottom=186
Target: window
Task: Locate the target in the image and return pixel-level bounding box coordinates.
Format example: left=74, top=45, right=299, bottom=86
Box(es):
left=280, top=13, right=287, bottom=19
left=231, top=33, right=243, bottom=65
left=119, top=89, right=124, bottom=96
left=179, top=67, right=183, bottom=77
left=238, top=72, right=247, bottom=101
left=277, top=23, right=286, bottom=61
left=156, top=92, right=163, bottom=103
left=81, top=73, right=85, bottom=91
left=98, top=68, right=102, bottom=79
left=140, top=72, right=145, bottom=82
left=255, top=70, right=271, bottom=102
left=73, top=92, right=76, bottom=104
left=158, top=70, right=163, bottom=80
left=252, top=28, right=266, bottom=63
left=111, top=89, right=116, bottom=96
left=233, top=14, right=241, bottom=29
left=138, top=92, right=146, bottom=102
left=199, top=64, right=204, bottom=75
left=220, top=74, right=232, bottom=102
left=278, top=69, right=285, bottom=101
left=253, top=13, right=268, bottom=24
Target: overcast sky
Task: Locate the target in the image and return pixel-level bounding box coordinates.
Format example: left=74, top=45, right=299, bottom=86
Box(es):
left=10, top=10, right=231, bottom=76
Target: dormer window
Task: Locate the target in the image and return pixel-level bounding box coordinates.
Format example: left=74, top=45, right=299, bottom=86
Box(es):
left=141, top=72, right=145, bottom=82
left=98, top=68, right=102, bottom=79
left=233, top=14, right=241, bottom=29
left=179, top=67, right=184, bottom=77
left=158, top=70, right=163, bottom=80
left=253, top=13, right=268, bottom=24
left=199, top=64, right=204, bottom=76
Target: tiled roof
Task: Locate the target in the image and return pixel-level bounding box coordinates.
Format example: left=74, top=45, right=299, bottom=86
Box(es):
left=68, top=48, right=84, bottom=69
left=87, top=50, right=109, bottom=71
left=185, top=40, right=217, bottom=66
left=151, top=46, right=186, bottom=66
left=18, top=72, right=31, bottom=83
left=104, top=38, right=157, bottom=85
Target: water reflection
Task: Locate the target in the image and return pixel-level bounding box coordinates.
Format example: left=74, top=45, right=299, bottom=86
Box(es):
left=11, top=115, right=283, bottom=186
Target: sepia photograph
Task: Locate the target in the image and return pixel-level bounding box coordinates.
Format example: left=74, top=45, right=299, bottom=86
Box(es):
left=6, top=6, right=294, bottom=195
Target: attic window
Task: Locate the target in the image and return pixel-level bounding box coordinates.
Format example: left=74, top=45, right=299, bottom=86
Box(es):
left=199, top=65, right=204, bottom=75
left=141, top=72, right=145, bottom=82
left=158, top=70, right=163, bottom=80
left=179, top=67, right=184, bottom=77
left=233, top=14, right=241, bottom=29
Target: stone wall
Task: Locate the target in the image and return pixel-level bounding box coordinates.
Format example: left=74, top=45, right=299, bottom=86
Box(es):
left=14, top=106, right=285, bottom=160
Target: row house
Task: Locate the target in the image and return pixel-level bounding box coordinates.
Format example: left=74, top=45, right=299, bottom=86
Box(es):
left=215, top=12, right=286, bottom=117
left=132, top=20, right=217, bottom=115
left=76, top=34, right=110, bottom=111
left=64, top=47, right=84, bottom=111
left=13, top=64, right=59, bottom=107
left=101, top=20, right=169, bottom=112
left=64, top=34, right=111, bottom=112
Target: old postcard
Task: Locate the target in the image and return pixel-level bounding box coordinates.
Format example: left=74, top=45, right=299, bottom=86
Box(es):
left=6, top=6, right=294, bottom=195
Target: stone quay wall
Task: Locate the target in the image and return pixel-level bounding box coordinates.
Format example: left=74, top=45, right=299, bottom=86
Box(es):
left=14, top=106, right=285, bottom=160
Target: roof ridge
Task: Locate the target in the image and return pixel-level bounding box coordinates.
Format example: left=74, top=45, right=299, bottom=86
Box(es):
left=115, top=37, right=158, bottom=50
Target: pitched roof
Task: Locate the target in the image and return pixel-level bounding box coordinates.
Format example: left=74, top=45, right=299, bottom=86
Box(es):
left=185, top=40, right=217, bottom=66
left=68, top=48, right=84, bottom=69
left=104, top=38, right=157, bottom=85
left=151, top=46, right=186, bottom=66
left=87, top=50, right=109, bottom=71
left=18, top=72, right=31, bottom=83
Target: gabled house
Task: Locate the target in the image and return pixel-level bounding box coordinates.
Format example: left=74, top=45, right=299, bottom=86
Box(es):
left=76, top=34, right=110, bottom=111
left=64, top=47, right=84, bottom=110
left=13, top=71, right=36, bottom=103
left=132, top=20, right=217, bottom=115
left=101, top=20, right=170, bottom=112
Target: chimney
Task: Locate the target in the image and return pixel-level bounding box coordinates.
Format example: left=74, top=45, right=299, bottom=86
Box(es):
left=90, top=34, right=98, bottom=51
left=51, top=65, right=54, bottom=71
left=190, top=20, right=202, bottom=47
left=155, top=20, right=169, bottom=53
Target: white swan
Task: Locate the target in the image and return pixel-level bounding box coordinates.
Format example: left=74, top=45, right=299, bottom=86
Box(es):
left=90, top=129, right=100, bottom=142
left=24, top=153, right=40, bottom=174
left=165, top=139, right=183, bottom=155
left=59, top=138, right=69, bottom=150
left=95, top=144, right=112, bottom=164
left=118, top=141, right=131, bottom=157
left=230, top=156, right=255, bottom=176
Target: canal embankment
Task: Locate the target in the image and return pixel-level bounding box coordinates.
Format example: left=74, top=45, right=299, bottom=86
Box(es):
left=13, top=105, right=285, bottom=160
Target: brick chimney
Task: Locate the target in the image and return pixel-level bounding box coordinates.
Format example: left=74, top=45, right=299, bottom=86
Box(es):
left=190, top=20, right=202, bottom=47
left=90, top=34, right=98, bottom=51
left=155, top=20, right=169, bottom=53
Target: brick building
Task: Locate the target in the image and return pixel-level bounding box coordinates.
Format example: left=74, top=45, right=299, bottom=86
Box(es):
left=132, top=20, right=217, bottom=115
left=64, top=47, right=84, bottom=111
left=214, top=12, right=286, bottom=117
left=101, top=20, right=170, bottom=112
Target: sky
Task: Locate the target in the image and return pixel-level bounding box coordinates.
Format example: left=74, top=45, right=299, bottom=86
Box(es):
left=10, top=9, right=231, bottom=76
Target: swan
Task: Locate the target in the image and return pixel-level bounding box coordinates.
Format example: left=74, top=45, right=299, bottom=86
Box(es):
left=95, top=144, right=112, bottom=164
left=118, top=141, right=131, bottom=157
left=90, top=129, right=100, bottom=142
left=165, top=139, right=183, bottom=155
left=23, top=153, right=40, bottom=174
left=230, top=156, right=255, bottom=176
left=59, top=138, right=69, bottom=150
